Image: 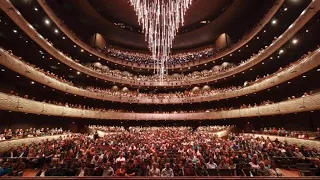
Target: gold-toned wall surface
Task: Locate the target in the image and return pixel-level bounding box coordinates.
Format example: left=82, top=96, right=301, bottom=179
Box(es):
left=1, top=48, right=319, bottom=104
left=37, top=0, right=285, bottom=69
left=245, top=134, right=320, bottom=151
left=0, top=134, right=72, bottom=153
left=0, top=92, right=319, bottom=120
left=3, top=0, right=318, bottom=87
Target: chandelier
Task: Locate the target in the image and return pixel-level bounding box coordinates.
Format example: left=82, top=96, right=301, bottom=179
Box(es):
left=129, top=0, right=193, bottom=82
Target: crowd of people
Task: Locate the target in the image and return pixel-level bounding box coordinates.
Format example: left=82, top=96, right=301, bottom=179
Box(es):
left=253, top=127, right=320, bottom=140
left=0, top=127, right=67, bottom=141
left=98, top=46, right=221, bottom=65
left=0, top=126, right=319, bottom=177
left=6, top=87, right=315, bottom=115
left=3, top=46, right=318, bottom=104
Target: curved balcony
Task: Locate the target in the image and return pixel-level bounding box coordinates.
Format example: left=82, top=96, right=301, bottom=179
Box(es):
left=37, top=0, right=284, bottom=70
left=0, top=134, right=71, bottom=152
left=0, top=0, right=318, bottom=87
left=0, top=92, right=319, bottom=120
left=1, top=47, right=319, bottom=104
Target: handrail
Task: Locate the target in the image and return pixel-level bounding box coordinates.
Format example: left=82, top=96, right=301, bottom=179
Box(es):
left=0, top=0, right=318, bottom=87
left=1, top=47, right=319, bottom=104
left=0, top=92, right=319, bottom=120
left=37, top=0, right=285, bottom=70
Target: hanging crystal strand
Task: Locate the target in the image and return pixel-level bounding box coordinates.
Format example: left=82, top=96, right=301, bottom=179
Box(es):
left=129, top=0, right=193, bottom=82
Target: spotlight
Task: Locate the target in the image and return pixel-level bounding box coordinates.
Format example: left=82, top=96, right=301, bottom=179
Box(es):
left=284, top=8, right=288, bottom=11
left=44, top=19, right=50, bottom=25
left=31, top=81, right=35, bottom=84
left=34, top=7, right=38, bottom=11
left=292, top=39, right=298, bottom=44
left=271, top=19, right=277, bottom=25
left=77, top=71, right=81, bottom=75
left=54, top=29, right=59, bottom=33
left=13, top=30, right=17, bottom=33
left=279, top=49, right=284, bottom=54
left=81, top=49, right=84, bottom=52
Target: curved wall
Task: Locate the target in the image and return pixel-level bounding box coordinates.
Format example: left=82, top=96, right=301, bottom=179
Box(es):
left=0, top=92, right=319, bottom=120
left=37, top=0, right=285, bottom=69
left=1, top=47, right=319, bottom=104
left=1, top=0, right=319, bottom=87
left=0, top=134, right=72, bottom=153
left=245, top=134, right=320, bottom=151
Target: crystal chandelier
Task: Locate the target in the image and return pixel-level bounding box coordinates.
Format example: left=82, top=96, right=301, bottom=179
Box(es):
left=129, top=0, right=193, bottom=82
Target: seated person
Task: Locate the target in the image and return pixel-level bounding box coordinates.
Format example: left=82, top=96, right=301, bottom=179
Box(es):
left=257, top=161, right=270, bottom=176
left=195, top=162, right=208, bottom=176
left=161, top=163, right=174, bottom=177
left=11, top=158, right=26, bottom=176
left=0, top=162, right=11, bottom=176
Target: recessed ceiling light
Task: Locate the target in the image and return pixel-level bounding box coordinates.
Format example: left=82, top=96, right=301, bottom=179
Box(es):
left=317, top=69, right=320, bottom=72
left=77, top=71, right=81, bottom=75
left=16, top=75, right=20, bottom=78
left=45, top=19, right=50, bottom=25
left=25, top=40, right=28, bottom=43
left=230, top=54, right=232, bottom=56
left=279, top=49, right=284, bottom=54
left=270, top=57, right=273, bottom=59
left=13, top=29, right=17, bottom=33
left=57, top=62, right=60, bottom=65
left=34, top=7, right=38, bottom=11
left=284, top=8, right=288, bottom=11
left=288, top=81, right=290, bottom=84
left=246, top=45, right=249, bottom=47
left=303, top=75, right=306, bottom=78
left=272, top=19, right=277, bottom=25
left=31, top=81, right=35, bottom=84
left=54, top=29, right=59, bottom=33
left=262, top=62, right=264, bottom=65
left=263, top=30, right=266, bottom=33
left=306, top=29, right=309, bottom=33
left=73, top=45, right=76, bottom=48
left=292, top=39, right=298, bottom=44
left=81, top=49, right=84, bottom=52
left=256, top=36, right=259, bottom=39
left=238, top=49, right=241, bottom=52
left=1, top=69, right=5, bottom=72
left=89, top=54, right=92, bottom=56
left=62, top=36, right=65, bottom=39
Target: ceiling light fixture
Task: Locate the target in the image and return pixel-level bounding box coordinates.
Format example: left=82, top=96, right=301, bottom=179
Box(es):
left=13, top=29, right=17, bottom=33
left=45, top=19, right=50, bottom=25
left=129, top=0, right=193, bottom=82
left=292, top=39, right=298, bottom=44
left=272, top=19, right=277, bottom=25
left=284, top=7, right=288, bottom=11
left=279, top=49, right=284, bottom=54
left=54, top=29, right=59, bottom=33
left=34, top=7, right=38, bottom=11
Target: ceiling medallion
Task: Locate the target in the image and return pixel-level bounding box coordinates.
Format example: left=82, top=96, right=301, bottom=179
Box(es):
left=129, top=0, right=193, bottom=83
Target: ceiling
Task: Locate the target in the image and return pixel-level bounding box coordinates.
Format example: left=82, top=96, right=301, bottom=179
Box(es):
left=47, top=0, right=275, bottom=50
